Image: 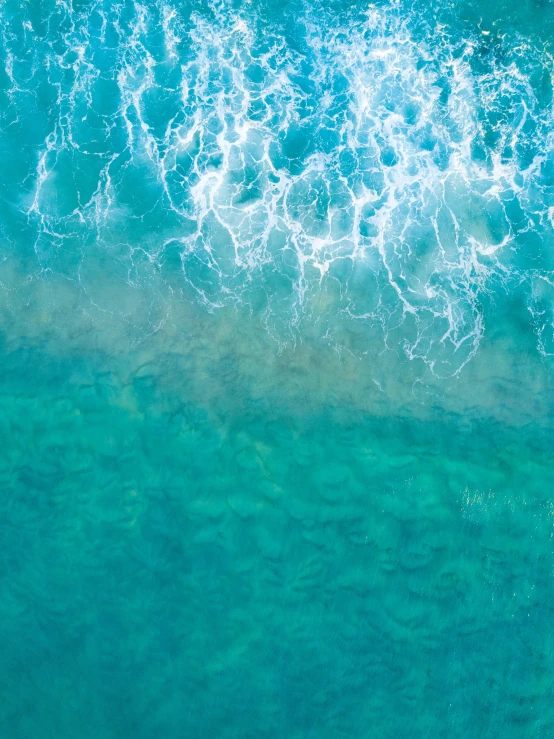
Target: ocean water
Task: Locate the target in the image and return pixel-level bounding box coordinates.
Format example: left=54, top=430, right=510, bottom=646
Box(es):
left=2, top=0, right=554, bottom=735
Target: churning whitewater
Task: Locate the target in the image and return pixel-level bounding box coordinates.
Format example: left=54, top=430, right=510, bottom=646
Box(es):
left=3, top=0, right=554, bottom=373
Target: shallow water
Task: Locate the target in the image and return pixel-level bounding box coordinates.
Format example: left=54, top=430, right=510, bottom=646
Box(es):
left=1, top=0, right=554, bottom=736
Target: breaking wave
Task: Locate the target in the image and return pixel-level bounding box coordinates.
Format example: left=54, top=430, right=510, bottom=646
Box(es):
left=2, top=0, right=554, bottom=373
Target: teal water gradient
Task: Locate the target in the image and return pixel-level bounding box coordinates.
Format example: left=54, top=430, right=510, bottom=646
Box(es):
left=2, top=0, right=554, bottom=736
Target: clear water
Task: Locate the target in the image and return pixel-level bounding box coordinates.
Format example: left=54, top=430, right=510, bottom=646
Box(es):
left=2, top=0, right=554, bottom=736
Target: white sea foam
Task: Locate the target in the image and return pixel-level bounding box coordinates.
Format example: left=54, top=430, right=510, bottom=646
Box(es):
left=5, top=0, right=554, bottom=373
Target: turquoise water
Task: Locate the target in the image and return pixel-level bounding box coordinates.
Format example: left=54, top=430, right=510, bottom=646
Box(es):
left=2, top=0, right=554, bottom=735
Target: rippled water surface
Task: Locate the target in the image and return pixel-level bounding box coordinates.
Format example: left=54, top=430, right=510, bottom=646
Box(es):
left=1, top=0, right=554, bottom=736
